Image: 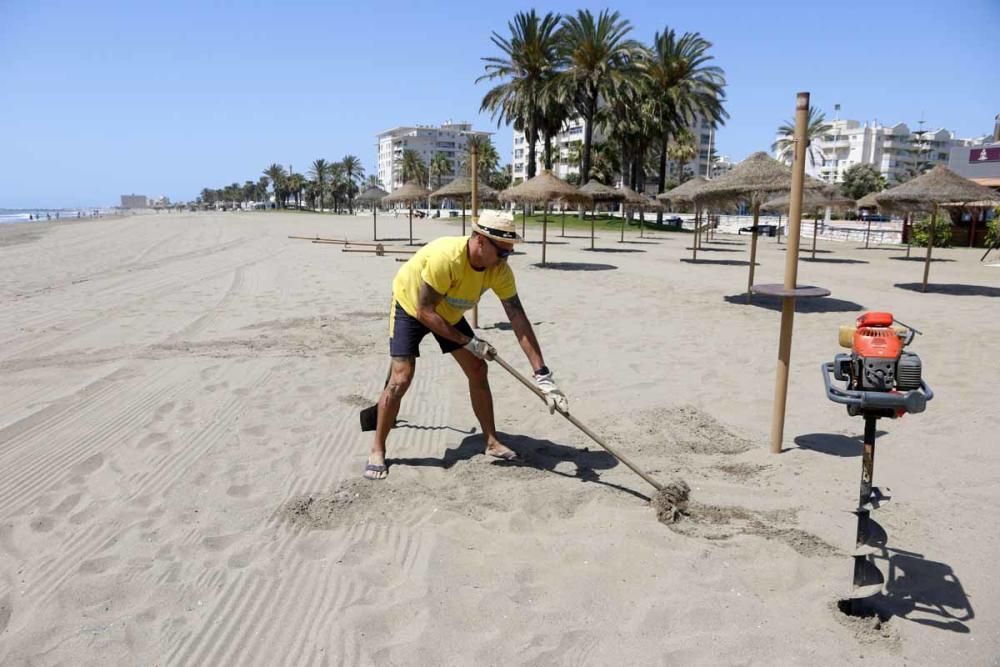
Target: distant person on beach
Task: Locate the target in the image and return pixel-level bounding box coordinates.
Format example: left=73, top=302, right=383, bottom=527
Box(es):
left=364, top=211, right=568, bottom=480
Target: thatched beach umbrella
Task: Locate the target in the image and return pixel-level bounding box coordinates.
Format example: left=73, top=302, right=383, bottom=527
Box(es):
left=500, top=171, right=592, bottom=265
left=615, top=185, right=646, bottom=242
left=430, top=176, right=498, bottom=235
left=764, top=188, right=855, bottom=258
left=578, top=179, right=625, bottom=250
left=856, top=192, right=880, bottom=210
left=382, top=181, right=431, bottom=246
left=876, top=165, right=998, bottom=292
left=695, top=151, right=824, bottom=302
left=660, top=176, right=710, bottom=259
left=357, top=185, right=389, bottom=241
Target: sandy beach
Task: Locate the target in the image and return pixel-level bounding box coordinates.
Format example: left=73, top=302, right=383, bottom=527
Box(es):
left=0, top=210, right=997, bottom=664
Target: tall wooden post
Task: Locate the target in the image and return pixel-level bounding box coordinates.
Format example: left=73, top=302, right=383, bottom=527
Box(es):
left=746, top=203, right=760, bottom=303
left=922, top=204, right=936, bottom=292
left=471, top=143, right=479, bottom=328
left=768, top=91, right=810, bottom=454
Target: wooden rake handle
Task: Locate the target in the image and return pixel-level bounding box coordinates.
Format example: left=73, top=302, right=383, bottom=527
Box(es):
left=487, top=351, right=663, bottom=493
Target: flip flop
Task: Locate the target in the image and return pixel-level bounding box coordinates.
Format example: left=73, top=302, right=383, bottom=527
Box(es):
left=488, top=449, right=523, bottom=463
left=363, top=463, right=388, bottom=480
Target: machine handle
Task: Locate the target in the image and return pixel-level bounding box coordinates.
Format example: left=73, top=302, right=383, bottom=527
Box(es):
left=821, top=362, right=933, bottom=413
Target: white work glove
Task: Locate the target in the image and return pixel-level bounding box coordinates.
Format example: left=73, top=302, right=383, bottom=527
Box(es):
left=534, top=369, right=569, bottom=414
left=463, top=336, right=494, bottom=360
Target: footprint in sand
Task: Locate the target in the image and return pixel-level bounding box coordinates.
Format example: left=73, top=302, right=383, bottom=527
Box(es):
left=70, top=453, right=104, bottom=481
left=54, top=492, right=83, bottom=514
left=137, top=432, right=167, bottom=450
left=30, top=516, right=55, bottom=532
left=0, top=594, right=11, bottom=634
left=226, top=484, right=253, bottom=498
left=78, top=555, right=119, bottom=575
left=155, top=401, right=176, bottom=418
left=202, top=533, right=242, bottom=552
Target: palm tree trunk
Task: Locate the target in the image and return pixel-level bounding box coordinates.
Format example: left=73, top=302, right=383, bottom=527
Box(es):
left=581, top=90, right=597, bottom=183
left=544, top=133, right=553, bottom=171
left=657, top=138, right=668, bottom=225
left=526, top=112, right=538, bottom=180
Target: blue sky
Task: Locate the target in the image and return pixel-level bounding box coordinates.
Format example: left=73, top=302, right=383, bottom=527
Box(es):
left=1, top=0, right=998, bottom=208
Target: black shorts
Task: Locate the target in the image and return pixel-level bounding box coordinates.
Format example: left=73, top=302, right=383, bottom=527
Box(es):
left=389, top=302, right=472, bottom=357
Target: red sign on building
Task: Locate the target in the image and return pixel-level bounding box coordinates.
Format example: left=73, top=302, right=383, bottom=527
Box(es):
left=969, top=147, right=1000, bottom=163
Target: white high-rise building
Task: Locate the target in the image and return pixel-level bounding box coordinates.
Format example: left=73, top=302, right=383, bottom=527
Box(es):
left=376, top=121, right=492, bottom=193
left=511, top=116, right=718, bottom=190
left=784, top=118, right=980, bottom=185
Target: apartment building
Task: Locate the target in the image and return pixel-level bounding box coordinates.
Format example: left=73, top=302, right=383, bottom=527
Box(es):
left=790, top=118, right=980, bottom=185
left=376, top=121, right=492, bottom=192
left=511, top=116, right=717, bottom=189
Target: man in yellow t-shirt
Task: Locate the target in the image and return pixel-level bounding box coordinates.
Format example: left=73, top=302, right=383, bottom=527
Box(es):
left=364, top=211, right=568, bottom=480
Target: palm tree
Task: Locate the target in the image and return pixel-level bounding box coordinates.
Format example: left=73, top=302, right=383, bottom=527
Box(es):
left=666, top=130, right=699, bottom=182
left=341, top=155, right=364, bottom=213
left=478, top=10, right=563, bottom=181
left=310, top=159, right=330, bottom=211
left=264, top=163, right=286, bottom=208
left=429, top=152, right=451, bottom=211
left=398, top=149, right=427, bottom=186
left=365, top=174, right=383, bottom=189
left=328, top=163, right=346, bottom=212
left=286, top=173, right=306, bottom=209
left=460, top=135, right=501, bottom=181
left=644, top=28, right=727, bottom=196
left=255, top=176, right=270, bottom=205
left=558, top=9, right=643, bottom=184
left=772, top=105, right=830, bottom=167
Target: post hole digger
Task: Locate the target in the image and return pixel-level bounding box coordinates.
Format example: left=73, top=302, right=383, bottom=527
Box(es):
left=359, top=349, right=691, bottom=522
left=822, top=311, right=933, bottom=611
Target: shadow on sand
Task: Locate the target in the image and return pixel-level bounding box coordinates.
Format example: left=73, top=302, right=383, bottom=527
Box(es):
left=681, top=259, right=754, bottom=266
left=793, top=431, right=887, bottom=457
left=389, top=431, right=647, bottom=501
left=723, top=293, right=864, bottom=313
left=582, top=247, right=646, bottom=254
left=889, top=256, right=955, bottom=263
left=532, top=262, right=617, bottom=271
left=894, top=283, right=1000, bottom=297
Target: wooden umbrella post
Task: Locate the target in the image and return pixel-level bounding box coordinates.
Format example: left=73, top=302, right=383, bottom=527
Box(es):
left=922, top=204, right=936, bottom=292
left=746, top=202, right=761, bottom=304
left=462, top=196, right=466, bottom=236
left=768, top=91, right=810, bottom=454
left=471, top=142, right=479, bottom=328
left=865, top=217, right=872, bottom=249
left=561, top=204, right=566, bottom=237
left=542, top=202, right=548, bottom=266
left=373, top=203, right=378, bottom=241
left=590, top=202, right=597, bottom=250
left=692, top=205, right=699, bottom=261
left=812, top=214, right=819, bottom=259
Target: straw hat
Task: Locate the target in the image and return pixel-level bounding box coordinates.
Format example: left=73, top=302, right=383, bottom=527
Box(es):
left=472, top=211, right=522, bottom=244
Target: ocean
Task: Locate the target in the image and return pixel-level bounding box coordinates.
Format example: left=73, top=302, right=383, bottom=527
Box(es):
left=0, top=209, right=107, bottom=224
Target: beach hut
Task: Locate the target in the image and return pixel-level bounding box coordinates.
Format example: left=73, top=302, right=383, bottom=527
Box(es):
left=876, top=165, right=998, bottom=292
left=382, top=182, right=431, bottom=246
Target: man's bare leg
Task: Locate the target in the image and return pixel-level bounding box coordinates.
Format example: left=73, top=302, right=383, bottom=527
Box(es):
left=451, top=348, right=519, bottom=460
left=367, top=356, right=415, bottom=479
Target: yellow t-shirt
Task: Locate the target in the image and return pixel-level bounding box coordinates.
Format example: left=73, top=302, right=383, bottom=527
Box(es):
left=392, top=236, right=517, bottom=324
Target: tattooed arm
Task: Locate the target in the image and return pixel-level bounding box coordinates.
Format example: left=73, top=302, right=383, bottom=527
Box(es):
left=501, top=294, right=545, bottom=371
left=415, top=280, right=472, bottom=345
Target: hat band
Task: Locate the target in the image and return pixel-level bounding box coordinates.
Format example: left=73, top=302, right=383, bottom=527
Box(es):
left=477, top=224, right=517, bottom=240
